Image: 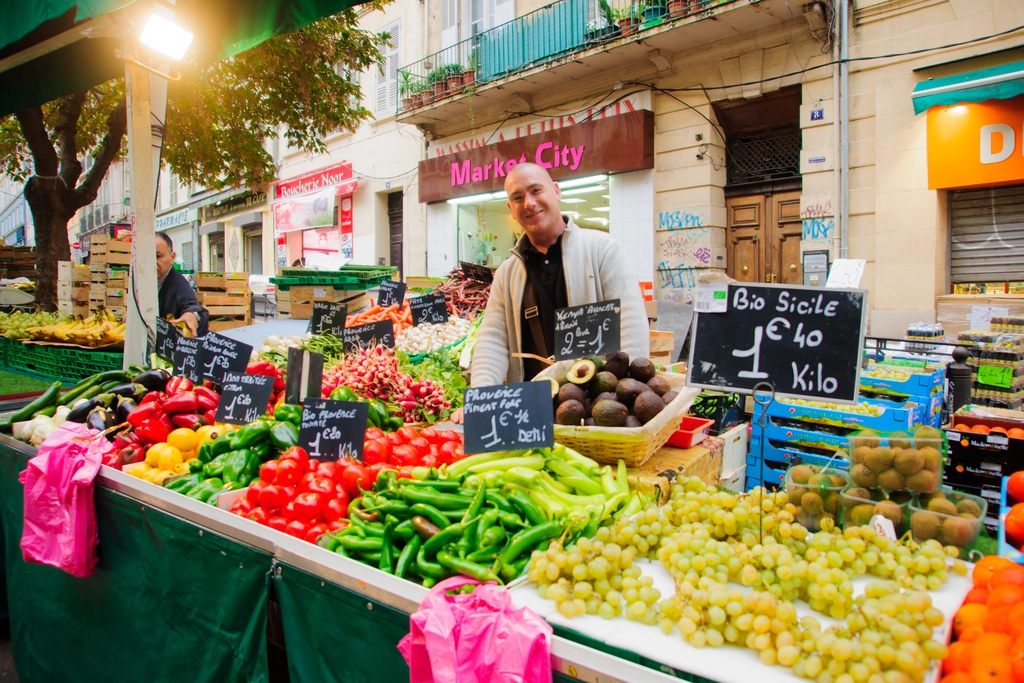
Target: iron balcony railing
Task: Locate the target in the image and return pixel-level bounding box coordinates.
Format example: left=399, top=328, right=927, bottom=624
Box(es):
left=398, top=0, right=735, bottom=112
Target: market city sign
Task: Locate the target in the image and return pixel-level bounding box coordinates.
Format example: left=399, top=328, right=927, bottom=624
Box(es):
left=927, top=94, right=1024, bottom=189
left=418, top=110, right=654, bottom=203
left=275, top=162, right=354, bottom=200
left=155, top=207, right=196, bottom=231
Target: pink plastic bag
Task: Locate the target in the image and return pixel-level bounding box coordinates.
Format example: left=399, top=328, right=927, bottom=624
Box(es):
left=398, top=576, right=552, bottom=683
left=19, top=422, right=104, bottom=578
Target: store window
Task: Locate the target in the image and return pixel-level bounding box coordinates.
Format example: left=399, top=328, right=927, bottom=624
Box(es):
left=376, top=20, right=400, bottom=117
left=950, top=183, right=1024, bottom=294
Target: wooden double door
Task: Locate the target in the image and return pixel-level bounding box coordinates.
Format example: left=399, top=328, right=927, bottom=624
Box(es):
left=726, top=191, right=803, bottom=285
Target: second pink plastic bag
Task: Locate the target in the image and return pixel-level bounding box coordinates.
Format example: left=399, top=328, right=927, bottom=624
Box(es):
left=398, top=576, right=552, bottom=683
left=19, top=422, right=104, bottom=578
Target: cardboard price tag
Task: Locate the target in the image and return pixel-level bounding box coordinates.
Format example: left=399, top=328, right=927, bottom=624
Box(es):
left=377, top=280, right=407, bottom=308
left=173, top=336, right=203, bottom=383
left=554, top=300, right=621, bottom=361
left=978, top=364, right=1013, bottom=389
left=342, top=320, right=395, bottom=352
left=299, top=399, right=369, bottom=461
left=463, top=382, right=554, bottom=455
left=215, top=372, right=275, bottom=425
left=410, top=293, right=449, bottom=326
left=309, top=302, right=348, bottom=336
left=199, top=333, right=252, bottom=384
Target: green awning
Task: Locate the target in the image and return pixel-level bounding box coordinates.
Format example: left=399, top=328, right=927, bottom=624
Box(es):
left=0, top=0, right=368, bottom=117
left=912, top=60, right=1024, bottom=115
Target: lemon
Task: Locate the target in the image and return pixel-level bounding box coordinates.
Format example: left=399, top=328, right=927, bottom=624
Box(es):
left=145, top=446, right=161, bottom=467
left=167, top=428, right=198, bottom=453
left=157, top=446, right=184, bottom=471
left=172, top=462, right=191, bottom=475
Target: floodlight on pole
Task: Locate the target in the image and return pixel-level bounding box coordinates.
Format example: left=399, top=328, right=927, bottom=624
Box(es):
left=138, top=13, right=193, bottom=61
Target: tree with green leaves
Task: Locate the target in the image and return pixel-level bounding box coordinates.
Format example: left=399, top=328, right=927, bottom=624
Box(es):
left=0, top=7, right=389, bottom=312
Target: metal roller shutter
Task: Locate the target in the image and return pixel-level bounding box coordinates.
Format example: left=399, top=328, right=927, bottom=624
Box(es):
left=950, top=183, right=1024, bottom=284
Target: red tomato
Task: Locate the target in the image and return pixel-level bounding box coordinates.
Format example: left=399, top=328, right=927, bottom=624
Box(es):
left=420, top=453, right=438, bottom=469
left=267, top=515, right=289, bottom=533
left=316, top=462, right=342, bottom=483
left=282, top=500, right=300, bottom=520
left=391, top=444, right=420, bottom=468
left=1008, top=471, right=1024, bottom=505
left=410, top=437, right=432, bottom=455
left=259, top=461, right=278, bottom=484
left=419, top=427, right=439, bottom=443
left=279, top=446, right=309, bottom=468
left=337, top=457, right=360, bottom=468
left=275, top=458, right=302, bottom=486
left=293, top=492, right=326, bottom=521
left=324, top=497, right=349, bottom=523
left=307, top=477, right=336, bottom=496
left=368, top=462, right=393, bottom=481
left=327, top=519, right=349, bottom=532
left=231, top=497, right=255, bottom=515
left=365, top=427, right=386, bottom=442
left=439, top=441, right=463, bottom=463
left=384, top=432, right=404, bottom=449
left=396, top=427, right=419, bottom=444
left=305, top=523, right=330, bottom=544
left=285, top=519, right=311, bottom=538
left=394, top=468, right=414, bottom=480
left=247, top=480, right=268, bottom=505
left=299, top=471, right=318, bottom=492
left=245, top=507, right=270, bottom=524
left=363, top=439, right=390, bottom=465
left=279, top=485, right=297, bottom=501
left=307, top=459, right=321, bottom=474
left=438, top=430, right=462, bottom=444
left=340, top=463, right=372, bottom=497
left=258, top=484, right=287, bottom=510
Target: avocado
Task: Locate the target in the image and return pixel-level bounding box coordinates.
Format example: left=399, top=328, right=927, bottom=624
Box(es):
left=615, top=378, right=647, bottom=409
left=535, top=376, right=559, bottom=399
left=556, top=371, right=570, bottom=386
left=662, top=390, right=679, bottom=405
left=567, top=359, right=597, bottom=385
left=555, top=399, right=586, bottom=425
left=623, top=415, right=642, bottom=428
left=588, top=356, right=605, bottom=372
left=604, top=352, right=630, bottom=380
left=584, top=418, right=596, bottom=426
left=589, top=371, right=619, bottom=397
left=593, top=391, right=617, bottom=404
left=646, top=376, right=671, bottom=397
left=592, top=399, right=629, bottom=427
left=558, top=383, right=587, bottom=406
left=584, top=397, right=593, bottom=418
left=629, top=358, right=656, bottom=383
left=634, top=391, right=666, bottom=424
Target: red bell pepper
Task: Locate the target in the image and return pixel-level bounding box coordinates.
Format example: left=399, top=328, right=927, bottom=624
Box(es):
left=135, top=419, right=170, bottom=445
left=157, top=414, right=174, bottom=433
left=125, top=401, right=164, bottom=429
left=203, top=409, right=217, bottom=424
left=161, top=392, right=199, bottom=415
left=121, top=444, right=145, bottom=464
left=166, top=376, right=194, bottom=396
left=194, top=386, right=220, bottom=412
left=140, top=391, right=167, bottom=405
left=101, top=446, right=125, bottom=470
left=171, top=413, right=208, bottom=429
left=112, top=430, right=139, bottom=449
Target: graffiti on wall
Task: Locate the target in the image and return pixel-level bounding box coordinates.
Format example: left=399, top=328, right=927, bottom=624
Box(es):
left=800, top=200, right=832, bottom=220
left=655, top=265, right=705, bottom=304
left=801, top=218, right=834, bottom=240
left=658, top=209, right=707, bottom=231
left=657, top=230, right=715, bottom=269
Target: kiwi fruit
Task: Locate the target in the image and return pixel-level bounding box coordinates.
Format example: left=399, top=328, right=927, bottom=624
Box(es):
left=866, top=447, right=895, bottom=473
left=888, top=490, right=913, bottom=506
left=910, top=511, right=942, bottom=540
left=905, top=470, right=937, bottom=493
left=801, top=491, right=825, bottom=515
left=807, top=473, right=827, bottom=487
left=850, top=464, right=878, bottom=488
left=851, top=430, right=881, bottom=449
left=849, top=504, right=876, bottom=526
left=893, top=449, right=925, bottom=476
left=874, top=500, right=904, bottom=526
left=876, top=469, right=905, bottom=490
left=913, top=426, right=943, bottom=444
left=646, top=376, right=671, bottom=397
left=926, top=498, right=959, bottom=516
left=788, top=485, right=809, bottom=506
left=920, top=447, right=941, bottom=473
left=789, top=465, right=815, bottom=485
left=888, top=431, right=912, bottom=450
left=956, top=498, right=983, bottom=518
left=851, top=446, right=871, bottom=466
left=823, top=492, right=841, bottom=515
left=940, top=517, right=976, bottom=548
left=827, top=474, right=847, bottom=487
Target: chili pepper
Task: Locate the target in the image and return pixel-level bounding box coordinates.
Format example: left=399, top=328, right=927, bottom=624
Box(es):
left=334, top=545, right=349, bottom=558
left=499, top=557, right=529, bottom=583
left=400, top=487, right=476, bottom=510
left=404, top=479, right=463, bottom=492
left=337, top=535, right=384, bottom=552
left=317, top=533, right=341, bottom=553
left=411, top=516, right=442, bottom=540
left=475, top=508, right=500, bottom=543
left=395, top=535, right=422, bottom=579
left=165, top=473, right=202, bottom=493
left=393, top=519, right=415, bottom=543
left=499, top=520, right=564, bottom=564
left=364, top=500, right=412, bottom=516
left=508, top=490, right=547, bottom=526
left=185, top=478, right=224, bottom=503
left=580, top=506, right=603, bottom=540
left=379, top=519, right=396, bottom=574
left=135, top=418, right=170, bottom=444
left=436, top=551, right=500, bottom=583
left=273, top=403, right=303, bottom=426
left=269, top=421, right=300, bottom=451
left=409, top=504, right=450, bottom=529
left=222, top=450, right=252, bottom=485
left=349, top=512, right=385, bottom=537
left=467, top=547, right=501, bottom=564
left=352, top=509, right=379, bottom=523
left=171, top=413, right=209, bottom=430
left=140, top=391, right=167, bottom=405
left=228, top=421, right=271, bottom=450
left=462, top=484, right=487, bottom=524
left=484, top=490, right=515, bottom=514
left=481, top=526, right=506, bottom=548
left=125, top=401, right=163, bottom=429
left=203, top=454, right=229, bottom=479
left=422, top=516, right=478, bottom=556
left=416, top=546, right=448, bottom=580
left=441, top=508, right=471, bottom=521
left=208, top=481, right=239, bottom=507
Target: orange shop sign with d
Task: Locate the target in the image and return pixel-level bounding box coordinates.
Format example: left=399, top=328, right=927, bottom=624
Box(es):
left=928, top=95, right=1024, bottom=190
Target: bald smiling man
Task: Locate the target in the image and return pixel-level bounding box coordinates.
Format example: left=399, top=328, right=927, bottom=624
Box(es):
left=452, top=163, right=649, bottom=423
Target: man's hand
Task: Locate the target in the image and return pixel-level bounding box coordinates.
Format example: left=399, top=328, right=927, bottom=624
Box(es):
left=172, top=312, right=199, bottom=337
left=450, top=407, right=464, bottom=424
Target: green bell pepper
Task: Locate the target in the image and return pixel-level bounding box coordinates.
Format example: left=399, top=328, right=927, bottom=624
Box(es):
left=227, top=421, right=271, bottom=450
left=208, top=481, right=239, bottom=507
left=269, top=421, right=300, bottom=451
left=386, top=417, right=404, bottom=432
left=367, top=400, right=388, bottom=429
left=203, top=453, right=229, bottom=479
left=188, top=458, right=205, bottom=474
left=197, top=441, right=215, bottom=464
left=222, top=449, right=252, bottom=485
left=273, top=403, right=303, bottom=426
left=185, top=478, right=224, bottom=503
left=251, top=441, right=272, bottom=462
left=211, top=437, right=235, bottom=458
left=165, top=473, right=202, bottom=494
left=330, top=386, right=358, bottom=402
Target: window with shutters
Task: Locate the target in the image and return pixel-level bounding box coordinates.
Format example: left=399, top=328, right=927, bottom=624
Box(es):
left=376, top=21, right=400, bottom=117
left=441, top=0, right=458, bottom=49
left=182, top=241, right=194, bottom=271
left=169, top=173, right=178, bottom=206
left=950, top=184, right=1024, bottom=293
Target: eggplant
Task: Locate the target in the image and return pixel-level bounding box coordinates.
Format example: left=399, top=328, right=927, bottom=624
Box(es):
left=86, top=407, right=118, bottom=432
left=133, top=369, right=170, bottom=393
left=93, top=393, right=117, bottom=408
left=109, top=383, right=148, bottom=399
left=67, top=398, right=101, bottom=423
left=116, top=397, right=138, bottom=423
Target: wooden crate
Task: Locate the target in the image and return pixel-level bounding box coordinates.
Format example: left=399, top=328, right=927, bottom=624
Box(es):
left=279, top=302, right=313, bottom=320
left=196, top=274, right=224, bottom=289
left=103, top=251, right=131, bottom=265
left=206, top=303, right=249, bottom=316
left=208, top=314, right=251, bottom=333
left=199, top=292, right=250, bottom=306
left=650, top=330, right=674, bottom=363
left=106, top=296, right=125, bottom=307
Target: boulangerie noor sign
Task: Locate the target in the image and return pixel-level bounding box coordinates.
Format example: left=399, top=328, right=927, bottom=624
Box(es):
left=418, top=110, right=654, bottom=203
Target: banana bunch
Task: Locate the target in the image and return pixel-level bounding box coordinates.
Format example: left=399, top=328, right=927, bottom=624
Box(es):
left=2, top=281, right=34, bottom=292
left=25, top=309, right=126, bottom=346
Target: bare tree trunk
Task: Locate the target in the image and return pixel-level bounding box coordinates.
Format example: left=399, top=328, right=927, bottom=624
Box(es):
left=23, top=176, right=75, bottom=312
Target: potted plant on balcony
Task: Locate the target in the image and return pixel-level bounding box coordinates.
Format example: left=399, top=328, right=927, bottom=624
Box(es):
left=644, top=0, right=667, bottom=21
left=667, top=0, right=689, bottom=16
left=615, top=3, right=644, bottom=35
left=400, top=71, right=414, bottom=111
left=410, top=80, right=429, bottom=107
left=444, top=63, right=464, bottom=91
left=462, top=53, right=478, bottom=86
left=427, top=66, right=450, bottom=98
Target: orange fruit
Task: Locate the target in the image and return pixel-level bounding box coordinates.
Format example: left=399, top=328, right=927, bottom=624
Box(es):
left=1008, top=428, right=1024, bottom=440
left=985, top=605, right=1013, bottom=634
left=942, top=675, right=971, bottom=683
left=972, top=424, right=992, bottom=435
left=961, top=626, right=985, bottom=643
left=975, top=557, right=1015, bottom=589
left=1006, top=505, right=1024, bottom=546
left=1009, top=639, right=1024, bottom=682
left=956, top=604, right=990, bottom=636
left=1008, top=603, right=1024, bottom=639
left=991, top=566, right=1024, bottom=590
left=1008, top=471, right=1024, bottom=504
left=966, top=588, right=992, bottom=605
left=946, top=641, right=974, bottom=674
left=971, top=633, right=1012, bottom=660
left=987, top=585, right=1024, bottom=608
left=969, top=658, right=1014, bottom=683
left=991, top=427, right=1009, bottom=435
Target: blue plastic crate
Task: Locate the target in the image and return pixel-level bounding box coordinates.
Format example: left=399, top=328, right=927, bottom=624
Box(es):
left=752, top=421, right=850, bottom=452
left=860, top=365, right=944, bottom=396
left=747, top=442, right=849, bottom=470
left=744, top=465, right=787, bottom=489
left=859, top=394, right=936, bottom=427
left=757, top=397, right=920, bottom=433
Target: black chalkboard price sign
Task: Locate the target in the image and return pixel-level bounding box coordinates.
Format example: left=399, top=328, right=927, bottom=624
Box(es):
left=199, top=333, right=253, bottom=384
left=687, top=283, right=868, bottom=402
left=155, top=317, right=179, bottom=363
left=309, top=301, right=348, bottom=335
left=342, top=320, right=395, bottom=352
left=173, top=336, right=203, bottom=383
left=377, top=280, right=407, bottom=308
left=299, top=399, right=369, bottom=461
left=463, top=382, right=554, bottom=455
left=410, top=293, right=449, bottom=326
left=554, top=300, right=621, bottom=361
left=460, top=261, right=493, bottom=283
left=215, top=372, right=275, bottom=425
